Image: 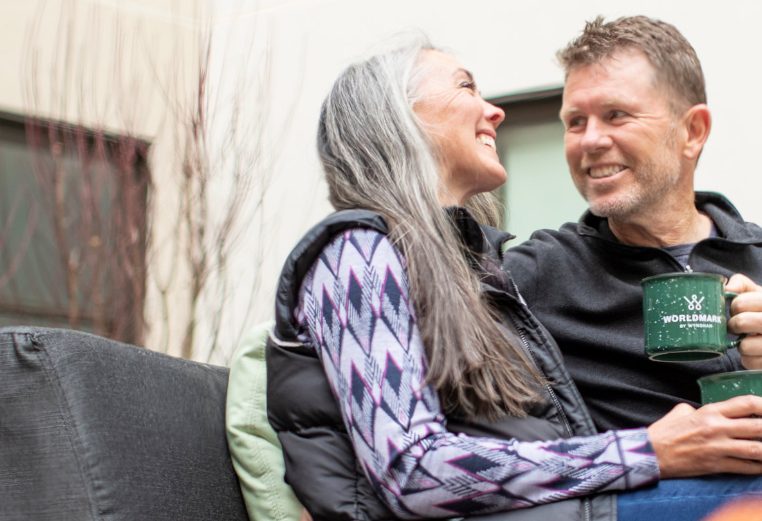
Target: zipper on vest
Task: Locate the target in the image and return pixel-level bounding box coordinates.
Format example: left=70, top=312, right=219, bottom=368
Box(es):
left=514, top=324, right=574, bottom=437
left=508, top=279, right=592, bottom=521
left=507, top=282, right=574, bottom=439
left=584, top=497, right=592, bottom=521
left=514, top=322, right=592, bottom=521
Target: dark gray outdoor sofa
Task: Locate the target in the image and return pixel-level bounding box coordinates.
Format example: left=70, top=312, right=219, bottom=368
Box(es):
left=0, top=326, right=249, bottom=521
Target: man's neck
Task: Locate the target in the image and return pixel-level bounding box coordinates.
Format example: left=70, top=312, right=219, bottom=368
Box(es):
left=608, top=202, right=713, bottom=248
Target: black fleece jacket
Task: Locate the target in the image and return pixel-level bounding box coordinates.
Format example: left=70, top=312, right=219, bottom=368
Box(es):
left=504, top=192, right=762, bottom=432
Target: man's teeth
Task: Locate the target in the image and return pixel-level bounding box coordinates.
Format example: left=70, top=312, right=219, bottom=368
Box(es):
left=589, top=165, right=626, bottom=178
left=478, top=134, right=495, bottom=148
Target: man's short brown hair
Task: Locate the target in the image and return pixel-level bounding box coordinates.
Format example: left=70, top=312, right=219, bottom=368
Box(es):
left=557, top=15, right=706, bottom=111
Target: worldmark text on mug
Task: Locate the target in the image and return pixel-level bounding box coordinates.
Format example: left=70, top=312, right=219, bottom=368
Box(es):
left=642, top=272, right=741, bottom=362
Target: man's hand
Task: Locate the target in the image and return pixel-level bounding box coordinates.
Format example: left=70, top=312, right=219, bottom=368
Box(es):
left=726, top=274, right=762, bottom=369
left=647, top=396, right=762, bottom=477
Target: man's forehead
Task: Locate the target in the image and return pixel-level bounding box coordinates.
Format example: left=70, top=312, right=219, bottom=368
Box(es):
left=562, top=51, right=662, bottom=98
left=566, top=48, right=656, bottom=79
left=559, top=56, right=676, bottom=117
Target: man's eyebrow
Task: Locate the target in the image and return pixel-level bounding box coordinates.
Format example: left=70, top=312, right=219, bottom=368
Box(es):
left=559, top=99, right=624, bottom=118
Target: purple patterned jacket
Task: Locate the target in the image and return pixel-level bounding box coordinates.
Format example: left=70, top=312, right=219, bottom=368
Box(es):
left=267, top=209, right=658, bottom=521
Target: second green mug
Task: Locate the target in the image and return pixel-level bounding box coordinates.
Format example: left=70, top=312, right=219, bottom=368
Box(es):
left=698, top=370, right=762, bottom=404
left=642, top=272, right=740, bottom=362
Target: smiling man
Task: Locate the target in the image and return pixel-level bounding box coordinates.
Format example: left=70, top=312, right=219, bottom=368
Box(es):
left=503, top=17, right=762, bottom=516
left=504, top=15, right=762, bottom=436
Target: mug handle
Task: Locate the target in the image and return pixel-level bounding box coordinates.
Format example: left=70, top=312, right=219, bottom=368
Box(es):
left=724, top=291, right=747, bottom=349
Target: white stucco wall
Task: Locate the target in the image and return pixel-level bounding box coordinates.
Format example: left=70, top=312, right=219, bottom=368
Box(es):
left=245, top=0, right=762, bottom=220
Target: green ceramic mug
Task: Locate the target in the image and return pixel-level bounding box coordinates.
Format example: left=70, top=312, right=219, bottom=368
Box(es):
left=698, top=370, right=762, bottom=404
left=642, top=272, right=741, bottom=362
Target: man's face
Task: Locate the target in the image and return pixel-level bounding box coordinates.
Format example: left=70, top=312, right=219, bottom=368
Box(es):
left=560, top=49, right=686, bottom=220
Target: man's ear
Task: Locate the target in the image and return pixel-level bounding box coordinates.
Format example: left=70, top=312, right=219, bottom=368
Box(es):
left=681, top=104, right=711, bottom=161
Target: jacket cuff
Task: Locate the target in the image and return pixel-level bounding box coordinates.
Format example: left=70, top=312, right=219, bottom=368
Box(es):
left=600, top=428, right=660, bottom=492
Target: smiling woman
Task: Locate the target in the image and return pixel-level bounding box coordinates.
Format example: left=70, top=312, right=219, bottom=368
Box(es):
left=411, top=50, right=506, bottom=204
left=259, top=34, right=667, bottom=521
left=313, top=37, right=542, bottom=422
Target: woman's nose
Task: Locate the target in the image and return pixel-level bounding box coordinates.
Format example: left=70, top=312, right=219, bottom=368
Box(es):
left=484, top=101, right=505, bottom=127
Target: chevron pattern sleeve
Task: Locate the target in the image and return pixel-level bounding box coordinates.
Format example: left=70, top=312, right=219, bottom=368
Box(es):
left=295, top=228, right=659, bottom=519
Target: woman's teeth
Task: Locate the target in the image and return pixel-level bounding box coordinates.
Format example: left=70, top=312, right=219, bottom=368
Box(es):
left=478, top=134, right=495, bottom=148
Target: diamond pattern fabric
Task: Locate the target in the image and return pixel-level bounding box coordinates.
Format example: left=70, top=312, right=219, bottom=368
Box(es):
left=296, top=228, right=658, bottom=518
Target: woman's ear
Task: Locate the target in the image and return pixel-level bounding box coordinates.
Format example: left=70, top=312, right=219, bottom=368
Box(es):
left=681, top=104, right=711, bottom=161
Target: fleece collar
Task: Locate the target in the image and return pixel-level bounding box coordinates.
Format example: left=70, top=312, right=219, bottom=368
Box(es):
left=577, top=191, right=762, bottom=245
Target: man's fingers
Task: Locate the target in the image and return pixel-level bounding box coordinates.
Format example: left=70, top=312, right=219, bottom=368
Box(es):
left=724, top=277, right=762, bottom=352
left=649, top=397, right=762, bottom=477
left=729, top=292, right=762, bottom=318
left=715, top=417, right=762, bottom=441
left=728, top=312, right=762, bottom=336
left=710, top=455, right=762, bottom=475
left=735, top=334, right=762, bottom=368
left=726, top=273, right=762, bottom=294
left=701, top=395, right=762, bottom=419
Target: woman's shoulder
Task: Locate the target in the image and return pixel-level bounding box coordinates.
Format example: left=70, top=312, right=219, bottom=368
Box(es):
left=276, top=210, right=405, bottom=334
left=311, top=226, right=406, bottom=282
left=279, top=209, right=389, bottom=280
left=304, top=209, right=389, bottom=243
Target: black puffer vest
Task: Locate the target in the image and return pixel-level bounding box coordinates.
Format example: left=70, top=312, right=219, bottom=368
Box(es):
left=266, top=209, right=617, bottom=521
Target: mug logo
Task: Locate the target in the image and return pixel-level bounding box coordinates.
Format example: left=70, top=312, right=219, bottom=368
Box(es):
left=661, top=291, right=720, bottom=327
left=684, top=294, right=704, bottom=311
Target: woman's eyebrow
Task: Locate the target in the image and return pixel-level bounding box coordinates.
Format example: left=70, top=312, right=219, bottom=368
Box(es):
left=453, top=68, right=474, bottom=82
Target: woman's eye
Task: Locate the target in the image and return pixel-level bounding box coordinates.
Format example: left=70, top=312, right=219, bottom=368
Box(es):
left=459, top=81, right=477, bottom=91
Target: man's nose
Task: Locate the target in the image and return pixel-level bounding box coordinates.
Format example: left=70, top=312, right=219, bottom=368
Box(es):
left=580, top=118, right=612, bottom=152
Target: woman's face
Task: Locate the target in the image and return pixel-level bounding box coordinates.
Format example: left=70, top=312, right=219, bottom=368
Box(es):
left=413, top=50, right=506, bottom=206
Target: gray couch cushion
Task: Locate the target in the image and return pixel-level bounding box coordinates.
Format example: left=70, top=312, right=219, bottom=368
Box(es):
left=0, top=326, right=248, bottom=521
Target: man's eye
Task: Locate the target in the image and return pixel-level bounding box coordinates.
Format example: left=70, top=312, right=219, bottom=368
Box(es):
left=459, top=81, right=477, bottom=91
left=566, top=117, right=585, bottom=129
left=609, top=110, right=627, bottom=120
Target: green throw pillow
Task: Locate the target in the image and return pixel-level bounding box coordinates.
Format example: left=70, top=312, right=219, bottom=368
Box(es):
left=226, top=321, right=304, bottom=521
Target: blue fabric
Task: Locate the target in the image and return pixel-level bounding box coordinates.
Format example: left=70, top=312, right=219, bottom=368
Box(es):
left=618, top=475, right=762, bottom=521
left=661, top=222, right=717, bottom=268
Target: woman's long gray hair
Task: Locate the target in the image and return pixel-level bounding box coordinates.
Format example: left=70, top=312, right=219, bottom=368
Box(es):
left=317, top=35, right=542, bottom=419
